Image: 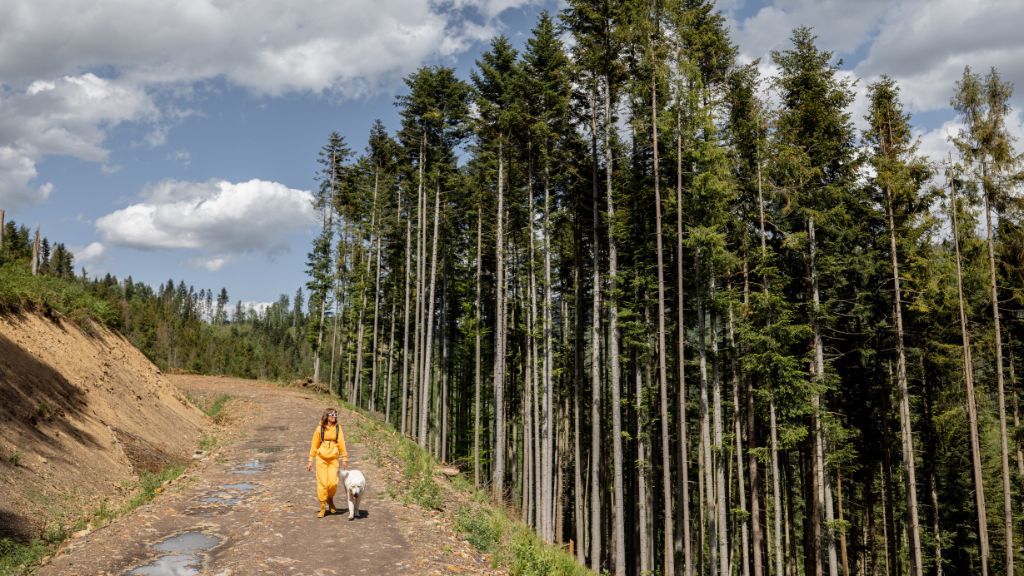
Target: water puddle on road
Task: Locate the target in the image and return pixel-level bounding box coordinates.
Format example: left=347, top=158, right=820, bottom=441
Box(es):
left=256, top=445, right=285, bottom=454
left=130, top=531, right=220, bottom=576
left=201, top=495, right=241, bottom=506
left=222, top=482, right=257, bottom=491
left=231, top=459, right=267, bottom=475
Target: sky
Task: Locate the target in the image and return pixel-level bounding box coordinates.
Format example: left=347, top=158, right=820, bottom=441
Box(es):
left=2, top=0, right=1022, bottom=307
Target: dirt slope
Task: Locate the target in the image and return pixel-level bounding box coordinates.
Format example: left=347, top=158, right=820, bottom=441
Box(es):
left=0, top=312, right=207, bottom=542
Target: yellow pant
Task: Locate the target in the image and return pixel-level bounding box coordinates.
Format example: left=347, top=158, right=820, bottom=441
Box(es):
left=315, top=455, right=339, bottom=502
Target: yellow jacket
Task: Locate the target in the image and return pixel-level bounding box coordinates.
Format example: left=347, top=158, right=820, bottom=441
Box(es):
left=309, top=423, right=348, bottom=462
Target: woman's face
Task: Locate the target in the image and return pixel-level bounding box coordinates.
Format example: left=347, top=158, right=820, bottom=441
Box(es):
left=327, top=411, right=337, bottom=422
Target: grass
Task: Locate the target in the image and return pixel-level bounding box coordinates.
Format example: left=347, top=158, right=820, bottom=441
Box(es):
left=0, top=263, right=116, bottom=328
left=319, top=393, right=594, bottom=576
left=186, top=393, right=232, bottom=424
left=198, top=434, right=217, bottom=451
left=0, top=458, right=189, bottom=575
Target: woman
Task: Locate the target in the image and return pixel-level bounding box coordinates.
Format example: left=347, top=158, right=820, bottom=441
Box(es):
left=307, top=407, right=349, bottom=517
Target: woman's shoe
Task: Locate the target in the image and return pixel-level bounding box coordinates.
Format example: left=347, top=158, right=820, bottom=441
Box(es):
left=317, top=502, right=327, bottom=518
left=327, top=497, right=337, bottom=514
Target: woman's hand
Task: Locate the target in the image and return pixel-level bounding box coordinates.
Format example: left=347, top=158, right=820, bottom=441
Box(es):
left=307, top=460, right=313, bottom=472
left=342, top=460, right=349, bottom=470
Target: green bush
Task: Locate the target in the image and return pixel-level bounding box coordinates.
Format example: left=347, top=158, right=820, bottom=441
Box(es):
left=454, top=506, right=503, bottom=553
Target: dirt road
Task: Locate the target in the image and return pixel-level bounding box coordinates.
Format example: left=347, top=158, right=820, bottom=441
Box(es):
left=37, top=375, right=498, bottom=576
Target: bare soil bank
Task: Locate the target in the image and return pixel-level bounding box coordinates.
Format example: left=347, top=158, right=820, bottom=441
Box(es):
left=0, top=312, right=207, bottom=542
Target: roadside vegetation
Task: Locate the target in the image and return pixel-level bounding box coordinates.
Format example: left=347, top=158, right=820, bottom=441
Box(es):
left=333, top=395, right=591, bottom=576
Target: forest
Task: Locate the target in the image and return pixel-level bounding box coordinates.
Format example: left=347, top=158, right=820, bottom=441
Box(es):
left=299, top=2, right=1024, bottom=576
left=2, top=1, right=1023, bottom=575
left=0, top=218, right=316, bottom=381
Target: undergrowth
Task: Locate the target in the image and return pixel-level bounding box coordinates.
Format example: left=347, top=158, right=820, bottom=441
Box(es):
left=323, top=394, right=594, bottom=576
left=187, top=393, right=232, bottom=424
left=0, top=264, right=116, bottom=328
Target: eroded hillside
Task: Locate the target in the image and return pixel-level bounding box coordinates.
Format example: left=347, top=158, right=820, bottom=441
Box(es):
left=0, top=312, right=207, bottom=542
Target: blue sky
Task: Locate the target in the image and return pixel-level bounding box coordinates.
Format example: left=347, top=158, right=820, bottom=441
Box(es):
left=1, top=0, right=1021, bottom=307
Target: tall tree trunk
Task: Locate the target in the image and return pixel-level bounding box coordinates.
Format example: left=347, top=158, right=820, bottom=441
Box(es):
left=809, top=215, right=839, bottom=576
left=493, top=137, right=507, bottom=501
left=730, top=308, right=751, bottom=576
left=837, top=470, right=849, bottom=576
left=651, top=49, right=676, bottom=576
left=544, top=162, right=556, bottom=545
left=638, top=350, right=653, bottom=574
left=589, top=87, right=603, bottom=573
left=419, top=182, right=441, bottom=446
left=412, top=134, right=426, bottom=438
left=475, top=202, right=483, bottom=488
left=575, top=380, right=586, bottom=564
left=698, top=249, right=719, bottom=576
left=31, top=226, right=39, bottom=275
left=950, top=179, right=990, bottom=576
left=353, top=182, right=379, bottom=406
left=883, top=179, right=924, bottom=576
left=711, top=291, right=729, bottom=576
left=385, top=296, right=397, bottom=425
left=771, top=403, right=784, bottom=576
left=369, top=173, right=384, bottom=412
left=982, top=165, right=1014, bottom=576
left=401, top=196, right=413, bottom=436
left=676, top=66, right=694, bottom=576
left=604, top=80, right=626, bottom=576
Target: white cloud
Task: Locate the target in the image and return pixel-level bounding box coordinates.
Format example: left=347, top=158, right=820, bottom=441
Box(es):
left=731, top=0, right=891, bottom=63
left=195, top=255, right=230, bottom=272
left=0, top=0, right=533, bottom=209
left=95, top=178, right=316, bottom=262
left=855, top=0, right=1024, bottom=112
left=75, top=242, right=106, bottom=264
left=0, top=0, right=531, bottom=97
left=0, top=73, right=157, bottom=208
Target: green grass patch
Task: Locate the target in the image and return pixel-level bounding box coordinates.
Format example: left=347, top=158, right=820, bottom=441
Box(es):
left=123, top=465, right=186, bottom=511
left=0, top=263, right=116, bottom=328
left=198, top=434, right=217, bottom=451
left=187, top=393, right=232, bottom=424
left=0, top=536, right=50, bottom=576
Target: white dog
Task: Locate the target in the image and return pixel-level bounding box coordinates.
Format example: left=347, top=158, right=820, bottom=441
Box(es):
left=340, top=469, right=366, bottom=521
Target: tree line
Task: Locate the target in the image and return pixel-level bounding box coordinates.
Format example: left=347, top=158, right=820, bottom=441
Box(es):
left=1, top=218, right=316, bottom=381
left=304, top=2, right=1024, bottom=576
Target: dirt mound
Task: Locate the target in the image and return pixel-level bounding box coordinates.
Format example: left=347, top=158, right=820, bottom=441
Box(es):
left=0, top=312, right=208, bottom=542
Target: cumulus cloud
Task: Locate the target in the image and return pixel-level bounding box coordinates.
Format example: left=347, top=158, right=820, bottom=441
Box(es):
left=855, top=0, right=1024, bottom=112
left=0, top=74, right=156, bottom=208
left=0, top=0, right=533, bottom=208
left=728, top=0, right=1024, bottom=119
left=75, top=242, right=106, bottom=264
left=731, top=0, right=891, bottom=62
left=0, top=0, right=530, bottom=97
left=95, top=178, right=317, bottom=264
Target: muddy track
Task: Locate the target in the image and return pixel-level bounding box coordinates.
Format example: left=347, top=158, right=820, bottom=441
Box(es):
left=38, top=375, right=498, bottom=576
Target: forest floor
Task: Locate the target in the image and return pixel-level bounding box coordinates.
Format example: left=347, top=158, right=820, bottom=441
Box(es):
left=35, top=375, right=502, bottom=576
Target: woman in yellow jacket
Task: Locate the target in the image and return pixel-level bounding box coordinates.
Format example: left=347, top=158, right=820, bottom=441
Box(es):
left=307, top=407, right=348, bottom=517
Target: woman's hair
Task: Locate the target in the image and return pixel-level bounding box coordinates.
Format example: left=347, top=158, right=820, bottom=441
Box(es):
left=320, top=407, right=338, bottom=428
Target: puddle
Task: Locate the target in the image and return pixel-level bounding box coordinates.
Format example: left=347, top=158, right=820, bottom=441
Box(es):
left=202, top=496, right=241, bottom=506
left=231, top=459, right=267, bottom=475
left=256, top=446, right=284, bottom=454
left=222, top=483, right=256, bottom=491
left=131, top=531, right=220, bottom=576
